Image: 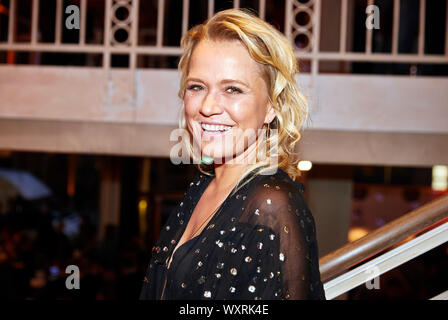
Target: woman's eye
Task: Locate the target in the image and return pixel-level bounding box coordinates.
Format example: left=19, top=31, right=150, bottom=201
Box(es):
left=187, top=84, right=203, bottom=91
left=226, top=86, right=243, bottom=94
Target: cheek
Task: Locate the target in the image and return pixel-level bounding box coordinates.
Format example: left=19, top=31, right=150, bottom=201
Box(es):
left=228, top=98, right=265, bottom=128
left=184, top=95, right=199, bottom=119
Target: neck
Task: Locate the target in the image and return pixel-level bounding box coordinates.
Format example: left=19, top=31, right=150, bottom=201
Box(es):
left=211, top=138, right=261, bottom=190
left=210, top=128, right=276, bottom=190
left=213, top=163, right=247, bottom=190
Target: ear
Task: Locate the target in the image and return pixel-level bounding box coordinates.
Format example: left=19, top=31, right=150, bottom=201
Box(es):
left=264, top=102, right=276, bottom=125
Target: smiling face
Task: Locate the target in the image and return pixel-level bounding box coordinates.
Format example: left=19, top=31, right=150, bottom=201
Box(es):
left=184, top=39, right=275, bottom=164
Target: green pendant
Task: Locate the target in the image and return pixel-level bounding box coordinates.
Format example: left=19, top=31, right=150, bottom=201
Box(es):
left=201, top=156, right=214, bottom=165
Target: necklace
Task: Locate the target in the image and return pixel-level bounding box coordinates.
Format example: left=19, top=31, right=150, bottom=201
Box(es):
left=166, top=204, right=221, bottom=269
left=190, top=204, right=220, bottom=238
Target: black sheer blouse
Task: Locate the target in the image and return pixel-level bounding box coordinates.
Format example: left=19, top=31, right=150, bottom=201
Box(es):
left=139, top=168, right=326, bottom=300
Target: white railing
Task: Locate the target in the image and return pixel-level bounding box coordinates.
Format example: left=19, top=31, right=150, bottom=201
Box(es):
left=430, top=290, right=448, bottom=300
left=0, top=0, right=447, bottom=72
left=291, top=0, right=448, bottom=68
left=323, top=220, right=448, bottom=300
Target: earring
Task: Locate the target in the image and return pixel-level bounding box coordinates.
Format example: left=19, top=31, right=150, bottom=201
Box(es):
left=266, top=121, right=271, bottom=139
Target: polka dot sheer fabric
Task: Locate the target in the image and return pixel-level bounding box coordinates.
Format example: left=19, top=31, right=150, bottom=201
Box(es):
left=139, top=168, right=326, bottom=300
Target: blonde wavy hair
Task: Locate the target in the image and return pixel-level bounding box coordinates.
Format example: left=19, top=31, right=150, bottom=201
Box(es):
left=178, top=8, right=309, bottom=190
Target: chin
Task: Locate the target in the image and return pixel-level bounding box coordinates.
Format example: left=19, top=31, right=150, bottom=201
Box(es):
left=201, top=144, right=229, bottom=162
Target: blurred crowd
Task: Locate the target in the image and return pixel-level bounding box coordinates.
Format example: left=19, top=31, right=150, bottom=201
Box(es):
left=0, top=198, right=147, bottom=300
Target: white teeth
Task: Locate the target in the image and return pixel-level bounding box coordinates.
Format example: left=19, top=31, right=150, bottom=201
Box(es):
left=201, top=123, right=232, bottom=132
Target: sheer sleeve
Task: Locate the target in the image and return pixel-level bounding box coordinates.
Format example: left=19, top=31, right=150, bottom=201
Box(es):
left=240, top=178, right=326, bottom=300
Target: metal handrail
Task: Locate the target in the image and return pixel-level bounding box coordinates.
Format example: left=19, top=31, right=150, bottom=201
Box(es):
left=430, top=290, right=448, bottom=300
left=323, top=220, right=448, bottom=299
left=319, top=193, right=448, bottom=283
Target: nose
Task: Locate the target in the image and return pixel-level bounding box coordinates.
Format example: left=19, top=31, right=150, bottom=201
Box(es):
left=200, top=92, right=223, bottom=117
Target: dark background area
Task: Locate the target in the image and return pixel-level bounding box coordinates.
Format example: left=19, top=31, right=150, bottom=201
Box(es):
left=0, top=151, right=446, bottom=299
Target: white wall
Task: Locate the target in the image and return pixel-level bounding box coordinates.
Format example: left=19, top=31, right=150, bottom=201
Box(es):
left=1, top=66, right=447, bottom=166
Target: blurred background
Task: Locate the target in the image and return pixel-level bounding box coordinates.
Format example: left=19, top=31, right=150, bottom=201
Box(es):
left=0, top=0, right=447, bottom=300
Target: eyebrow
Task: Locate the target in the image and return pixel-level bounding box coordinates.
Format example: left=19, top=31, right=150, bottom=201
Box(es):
left=186, top=77, right=250, bottom=88
left=221, top=79, right=250, bottom=88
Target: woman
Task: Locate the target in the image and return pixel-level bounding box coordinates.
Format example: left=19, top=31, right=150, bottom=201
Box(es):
left=140, top=9, right=325, bottom=300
